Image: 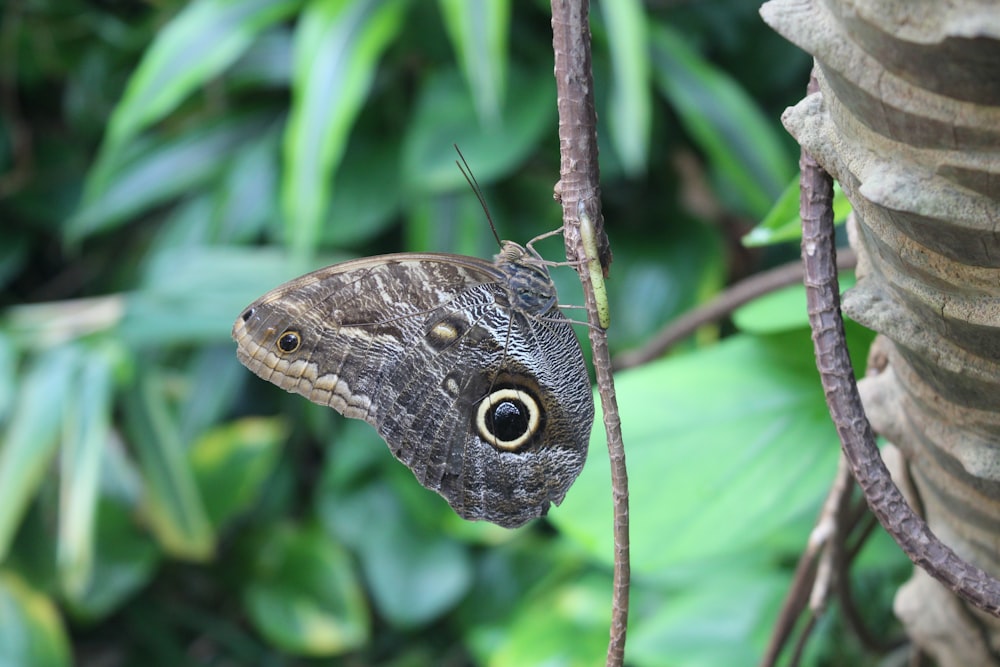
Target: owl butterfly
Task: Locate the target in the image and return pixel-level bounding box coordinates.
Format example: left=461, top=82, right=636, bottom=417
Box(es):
left=233, top=195, right=594, bottom=529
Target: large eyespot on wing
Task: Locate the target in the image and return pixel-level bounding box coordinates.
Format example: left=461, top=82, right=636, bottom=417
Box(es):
left=475, top=387, right=543, bottom=452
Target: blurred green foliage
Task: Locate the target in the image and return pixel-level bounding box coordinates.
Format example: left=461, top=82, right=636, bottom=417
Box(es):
left=0, top=0, right=905, bottom=665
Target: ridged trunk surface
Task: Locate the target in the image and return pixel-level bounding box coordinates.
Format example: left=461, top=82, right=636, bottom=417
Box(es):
left=761, top=1, right=1000, bottom=664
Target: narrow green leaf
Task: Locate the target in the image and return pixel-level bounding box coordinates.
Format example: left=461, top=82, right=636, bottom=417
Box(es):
left=244, top=523, right=369, bottom=655
left=105, top=0, right=302, bottom=150
left=650, top=24, right=792, bottom=217
left=58, top=343, right=120, bottom=598
left=323, top=135, right=402, bottom=246
left=600, top=0, right=651, bottom=174
left=0, top=346, right=82, bottom=560
left=437, top=0, right=509, bottom=126
left=121, top=247, right=341, bottom=347
left=70, top=112, right=276, bottom=241
left=63, top=498, right=161, bottom=620
left=401, top=67, right=553, bottom=192
left=282, top=0, right=409, bottom=260
left=0, top=330, right=16, bottom=422
left=122, top=371, right=214, bottom=560
left=0, top=571, right=71, bottom=667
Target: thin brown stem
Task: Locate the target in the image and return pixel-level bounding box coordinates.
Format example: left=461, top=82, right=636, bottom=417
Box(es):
left=551, top=2, right=629, bottom=665
left=614, top=250, right=857, bottom=370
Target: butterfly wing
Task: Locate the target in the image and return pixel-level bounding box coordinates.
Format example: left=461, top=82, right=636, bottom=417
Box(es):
left=233, top=252, right=593, bottom=528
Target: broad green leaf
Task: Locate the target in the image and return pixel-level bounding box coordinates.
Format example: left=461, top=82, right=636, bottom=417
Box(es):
left=189, top=417, right=287, bottom=528
left=316, top=428, right=474, bottom=627
left=627, top=568, right=787, bottom=667
left=599, top=0, right=650, bottom=174
left=438, top=0, right=509, bottom=126
left=70, top=112, right=276, bottom=241
left=57, top=343, right=120, bottom=598
left=0, top=571, right=71, bottom=667
left=122, top=371, right=214, bottom=560
left=554, top=332, right=839, bottom=572
left=650, top=24, right=791, bottom=217
left=244, top=523, right=369, bottom=655
left=104, top=0, right=301, bottom=150
left=0, top=346, right=82, bottom=560
left=401, top=67, right=553, bottom=192
left=282, top=0, right=409, bottom=260
left=742, top=178, right=853, bottom=247
left=322, top=479, right=473, bottom=627
left=361, top=501, right=473, bottom=627
left=490, top=571, right=610, bottom=667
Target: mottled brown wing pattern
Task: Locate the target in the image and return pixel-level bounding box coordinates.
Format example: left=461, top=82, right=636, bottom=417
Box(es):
left=233, top=246, right=594, bottom=528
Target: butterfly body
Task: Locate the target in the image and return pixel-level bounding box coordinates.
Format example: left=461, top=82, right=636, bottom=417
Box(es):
left=233, top=241, right=594, bottom=528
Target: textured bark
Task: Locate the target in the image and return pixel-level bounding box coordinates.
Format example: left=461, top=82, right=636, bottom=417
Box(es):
left=761, top=1, right=1000, bottom=665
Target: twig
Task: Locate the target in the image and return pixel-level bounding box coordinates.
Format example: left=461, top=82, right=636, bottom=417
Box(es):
left=613, top=250, right=857, bottom=370
left=760, top=454, right=854, bottom=667
left=550, top=2, right=629, bottom=665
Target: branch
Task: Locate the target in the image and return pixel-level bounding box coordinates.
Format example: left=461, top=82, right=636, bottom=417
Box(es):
left=550, top=2, right=629, bottom=664
left=613, top=250, right=857, bottom=371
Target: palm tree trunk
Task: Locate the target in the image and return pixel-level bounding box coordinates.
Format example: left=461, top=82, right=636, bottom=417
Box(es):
left=761, top=1, right=1000, bottom=664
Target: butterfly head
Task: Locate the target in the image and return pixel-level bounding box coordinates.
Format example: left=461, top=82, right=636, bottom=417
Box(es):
left=495, top=241, right=558, bottom=315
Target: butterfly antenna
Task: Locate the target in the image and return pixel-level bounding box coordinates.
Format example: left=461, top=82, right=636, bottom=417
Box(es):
left=454, top=144, right=502, bottom=249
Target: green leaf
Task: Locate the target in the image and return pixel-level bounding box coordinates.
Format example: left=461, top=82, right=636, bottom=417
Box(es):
left=121, top=247, right=344, bottom=348
left=189, top=417, right=287, bottom=528
left=0, top=571, right=71, bottom=667
left=732, top=271, right=858, bottom=335
left=401, top=66, right=553, bottom=192
left=322, top=133, right=403, bottom=247
left=104, top=0, right=302, bottom=150
left=649, top=24, right=791, bottom=217
left=0, top=346, right=82, bottom=560
left=244, top=523, right=369, bottom=655
left=57, top=342, right=121, bottom=598
left=70, top=112, right=277, bottom=241
left=282, top=0, right=409, bottom=260
left=437, top=0, right=509, bottom=126
left=0, top=330, right=16, bottom=422
left=122, top=371, right=214, bottom=560
left=627, top=567, right=787, bottom=666
left=323, top=480, right=473, bottom=627
left=63, top=499, right=161, bottom=620
left=490, top=571, right=610, bottom=667
left=742, top=177, right=853, bottom=247
left=361, top=503, right=473, bottom=627
left=553, top=333, right=839, bottom=572
left=600, top=0, right=651, bottom=174
left=316, top=427, right=474, bottom=627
